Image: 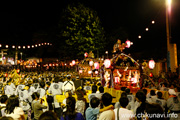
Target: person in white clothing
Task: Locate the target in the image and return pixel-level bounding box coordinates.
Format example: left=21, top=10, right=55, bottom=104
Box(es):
left=4, top=80, right=15, bottom=96
left=19, top=84, right=32, bottom=112
left=38, top=81, right=46, bottom=99
left=15, top=80, right=25, bottom=96
left=62, top=75, right=75, bottom=94
left=114, top=97, right=135, bottom=120
left=5, top=95, right=25, bottom=120
left=48, top=77, right=63, bottom=118
left=32, top=79, right=40, bottom=92
left=99, top=93, right=115, bottom=120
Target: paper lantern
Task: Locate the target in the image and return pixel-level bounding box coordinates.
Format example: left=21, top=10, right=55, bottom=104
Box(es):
left=84, top=52, right=88, bottom=57
left=94, top=62, right=99, bottom=69
left=89, top=61, right=94, bottom=66
left=104, top=59, right=111, bottom=68
left=125, top=40, right=133, bottom=48
left=88, top=71, right=92, bottom=74
left=72, top=60, right=76, bottom=65
left=95, top=71, right=98, bottom=74
left=79, top=70, right=83, bottom=74
left=149, top=60, right=155, bottom=69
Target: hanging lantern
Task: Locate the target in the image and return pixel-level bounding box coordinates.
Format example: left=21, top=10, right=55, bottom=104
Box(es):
left=72, top=60, right=76, bottom=65
left=12, top=45, right=15, bottom=48
left=149, top=60, right=155, bottom=69
left=79, top=70, right=83, bottom=74
left=23, top=46, right=26, bottom=49
left=89, top=60, right=94, bottom=66
left=104, top=59, right=111, bottom=68
left=94, top=62, right=99, bottom=69
left=5, top=45, right=8, bottom=48
left=84, top=52, right=88, bottom=57
left=88, top=71, right=92, bottom=74
left=125, top=40, right=133, bottom=48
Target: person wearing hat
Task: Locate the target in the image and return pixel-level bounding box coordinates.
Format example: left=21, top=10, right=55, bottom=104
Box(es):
left=167, top=88, right=180, bottom=119
left=62, top=75, right=75, bottom=94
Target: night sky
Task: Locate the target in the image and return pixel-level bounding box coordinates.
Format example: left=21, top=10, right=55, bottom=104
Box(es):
left=0, top=0, right=180, bottom=60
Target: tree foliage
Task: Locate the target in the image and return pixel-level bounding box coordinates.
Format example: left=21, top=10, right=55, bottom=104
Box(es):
left=58, top=3, right=105, bottom=59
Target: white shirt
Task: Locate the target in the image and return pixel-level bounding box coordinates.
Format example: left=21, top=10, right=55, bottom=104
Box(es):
left=15, top=84, right=25, bottom=96
left=5, top=107, right=25, bottom=120
left=99, top=110, right=115, bottom=120
left=33, top=83, right=40, bottom=92
left=39, top=88, right=46, bottom=98
left=48, top=82, right=63, bottom=95
left=4, top=85, right=15, bottom=95
left=28, top=86, right=36, bottom=96
left=62, top=81, right=75, bottom=92
left=114, top=108, right=134, bottom=120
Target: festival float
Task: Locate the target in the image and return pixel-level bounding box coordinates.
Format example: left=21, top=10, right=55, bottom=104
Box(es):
left=102, top=39, right=141, bottom=92
left=77, top=51, right=102, bottom=82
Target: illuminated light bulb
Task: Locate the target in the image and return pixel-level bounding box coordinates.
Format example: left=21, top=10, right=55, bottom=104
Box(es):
left=0, top=44, right=1, bottom=47
left=152, top=21, right=155, bottom=24
left=35, top=44, right=37, bottom=47
left=32, top=45, right=34, bottom=48
left=41, top=43, right=44, bottom=45
left=47, top=43, right=50, bottom=45
left=38, top=44, right=41, bottom=46
left=23, top=46, right=25, bottom=49
left=138, top=35, right=141, bottom=39
left=5, top=45, right=8, bottom=48
left=44, top=43, right=47, bottom=45
left=28, top=46, right=30, bottom=48
left=12, top=45, right=15, bottom=48
left=18, top=46, right=21, bottom=49
left=145, top=28, right=149, bottom=31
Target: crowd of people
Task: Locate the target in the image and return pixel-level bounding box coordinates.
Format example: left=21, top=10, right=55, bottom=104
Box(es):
left=0, top=69, right=179, bottom=120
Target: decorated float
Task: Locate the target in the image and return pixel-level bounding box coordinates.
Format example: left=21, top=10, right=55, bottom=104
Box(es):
left=101, top=39, right=141, bottom=92
left=77, top=51, right=102, bottom=82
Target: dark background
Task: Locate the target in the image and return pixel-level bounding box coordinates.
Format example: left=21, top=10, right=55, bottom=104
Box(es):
left=0, top=0, right=179, bottom=60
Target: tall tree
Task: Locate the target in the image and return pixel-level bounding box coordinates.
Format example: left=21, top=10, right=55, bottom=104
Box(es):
left=58, top=3, right=105, bottom=59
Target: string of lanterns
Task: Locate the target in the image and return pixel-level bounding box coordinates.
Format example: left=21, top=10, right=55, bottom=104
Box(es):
left=0, top=42, right=52, bottom=49
left=138, top=20, right=155, bottom=39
